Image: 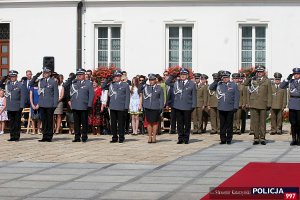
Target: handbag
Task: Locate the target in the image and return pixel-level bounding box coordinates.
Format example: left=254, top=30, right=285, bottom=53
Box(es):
left=32, top=110, right=40, bottom=120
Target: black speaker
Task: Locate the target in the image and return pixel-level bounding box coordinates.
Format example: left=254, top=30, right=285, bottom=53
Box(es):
left=43, top=56, right=55, bottom=72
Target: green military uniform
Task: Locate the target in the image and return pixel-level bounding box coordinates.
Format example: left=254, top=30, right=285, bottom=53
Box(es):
left=245, top=66, right=272, bottom=144
left=192, top=74, right=208, bottom=133
left=233, top=74, right=247, bottom=134
left=208, top=73, right=220, bottom=134
left=270, top=73, right=287, bottom=134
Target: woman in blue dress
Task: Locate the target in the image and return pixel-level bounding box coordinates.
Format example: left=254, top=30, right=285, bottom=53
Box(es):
left=29, top=80, right=41, bottom=134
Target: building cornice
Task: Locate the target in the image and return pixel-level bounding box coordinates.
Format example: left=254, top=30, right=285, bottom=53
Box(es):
left=1, top=0, right=300, bottom=3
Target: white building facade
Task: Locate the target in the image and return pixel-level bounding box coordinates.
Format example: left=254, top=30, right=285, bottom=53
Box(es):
left=1, top=0, right=300, bottom=79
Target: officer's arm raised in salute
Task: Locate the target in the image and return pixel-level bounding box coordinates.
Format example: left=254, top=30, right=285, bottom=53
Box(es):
left=208, top=79, right=219, bottom=91
left=165, top=74, right=177, bottom=87
left=279, top=74, right=293, bottom=89
left=28, top=71, right=42, bottom=87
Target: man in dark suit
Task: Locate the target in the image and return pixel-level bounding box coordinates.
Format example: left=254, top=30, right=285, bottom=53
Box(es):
left=5, top=70, right=27, bottom=141
left=21, top=70, right=32, bottom=128
left=30, top=67, right=58, bottom=142
left=166, top=68, right=197, bottom=144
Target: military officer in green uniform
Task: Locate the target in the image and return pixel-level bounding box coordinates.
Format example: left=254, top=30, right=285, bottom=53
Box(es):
left=192, top=73, right=208, bottom=134
left=232, top=73, right=247, bottom=134
left=208, top=73, right=220, bottom=134
left=270, top=72, right=287, bottom=135
left=245, top=65, right=272, bottom=145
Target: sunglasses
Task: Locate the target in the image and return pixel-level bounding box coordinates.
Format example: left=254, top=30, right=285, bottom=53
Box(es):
left=139, top=79, right=144, bottom=82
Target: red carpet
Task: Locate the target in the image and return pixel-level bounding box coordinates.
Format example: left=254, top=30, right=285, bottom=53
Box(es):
left=201, top=162, right=300, bottom=200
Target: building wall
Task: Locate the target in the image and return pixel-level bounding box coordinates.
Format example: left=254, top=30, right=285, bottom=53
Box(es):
left=0, top=3, right=77, bottom=77
left=83, top=2, right=300, bottom=79
left=1, top=1, right=300, bottom=79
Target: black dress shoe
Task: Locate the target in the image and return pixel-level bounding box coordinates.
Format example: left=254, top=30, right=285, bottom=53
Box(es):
left=184, top=141, right=189, bottom=144
left=7, top=138, right=16, bottom=141
left=253, top=141, right=259, bottom=145
left=110, top=140, right=118, bottom=143
left=227, top=141, right=232, bottom=144
left=38, top=139, right=47, bottom=142
left=119, top=140, right=124, bottom=143
left=249, top=132, right=254, bottom=135
left=72, top=139, right=81, bottom=142
left=261, top=141, right=266, bottom=145
left=290, top=141, right=297, bottom=146
left=270, top=132, right=276, bottom=135
left=220, top=141, right=226, bottom=144
left=82, top=139, right=87, bottom=143
left=177, top=140, right=184, bottom=144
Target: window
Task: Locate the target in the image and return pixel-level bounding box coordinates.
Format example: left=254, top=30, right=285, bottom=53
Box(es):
left=240, top=25, right=267, bottom=68
left=167, top=26, right=193, bottom=68
left=1, top=69, right=8, bottom=76
left=0, top=24, right=10, bottom=40
left=97, top=26, right=121, bottom=68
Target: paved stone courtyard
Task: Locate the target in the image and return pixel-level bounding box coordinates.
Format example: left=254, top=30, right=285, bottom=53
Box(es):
left=0, top=122, right=299, bottom=200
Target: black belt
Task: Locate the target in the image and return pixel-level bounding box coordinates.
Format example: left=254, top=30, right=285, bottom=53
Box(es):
left=290, top=96, right=300, bottom=98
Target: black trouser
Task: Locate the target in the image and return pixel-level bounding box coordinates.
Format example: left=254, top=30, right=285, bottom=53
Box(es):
left=170, top=107, right=177, bottom=133
left=175, top=108, right=192, bottom=142
left=219, top=110, right=234, bottom=142
left=124, top=113, right=130, bottom=134
left=241, top=110, right=247, bottom=133
left=40, top=107, right=55, bottom=140
left=73, top=109, right=88, bottom=141
left=110, top=109, right=126, bottom=142
left=289, top=109, right=300, bottom=143
left=8, top=110, right=22, bottom=140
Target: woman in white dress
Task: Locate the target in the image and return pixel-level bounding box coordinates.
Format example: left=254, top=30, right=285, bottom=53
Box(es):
left=0, top=89, right=8, bottom=134
left=129, top=77, right=142, bottom=135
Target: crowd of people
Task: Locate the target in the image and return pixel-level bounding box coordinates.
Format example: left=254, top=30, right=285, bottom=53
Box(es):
left=0, top=65, right=299, bottom=146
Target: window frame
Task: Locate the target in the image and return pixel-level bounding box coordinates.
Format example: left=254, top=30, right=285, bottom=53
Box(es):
left=165, top=24, right=194, bottom=69
left=238, top=24, right=269, bottom=69
left=95, top=25, right=122, bottom=68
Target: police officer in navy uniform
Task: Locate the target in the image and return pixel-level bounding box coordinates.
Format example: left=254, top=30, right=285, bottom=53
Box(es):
left=30, top=67, right=59, bottom=142
left=102, top=70, right=130, bottom=143
left=5, top=70, right=27, bottom=141
left=280, top=68, right=300, bottom=145
left=209, top=71, right=240, bottom=144
left=140, top=73, right=164, bottom=143
left=166, top=68, right=197, bottom=144
left=68, top=68, right=94, bottom=142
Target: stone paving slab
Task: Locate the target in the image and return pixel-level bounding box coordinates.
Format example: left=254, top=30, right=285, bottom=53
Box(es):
left=0, top=122, right=299, bottom=200
left=98, top=191, right=168, bottom=200
left=0, top=141, right=298, bottom=200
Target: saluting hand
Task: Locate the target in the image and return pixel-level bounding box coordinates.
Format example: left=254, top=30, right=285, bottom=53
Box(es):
left=36, top=71, right=43, bottom=77
left=287, top=74, right=293, bottom=81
